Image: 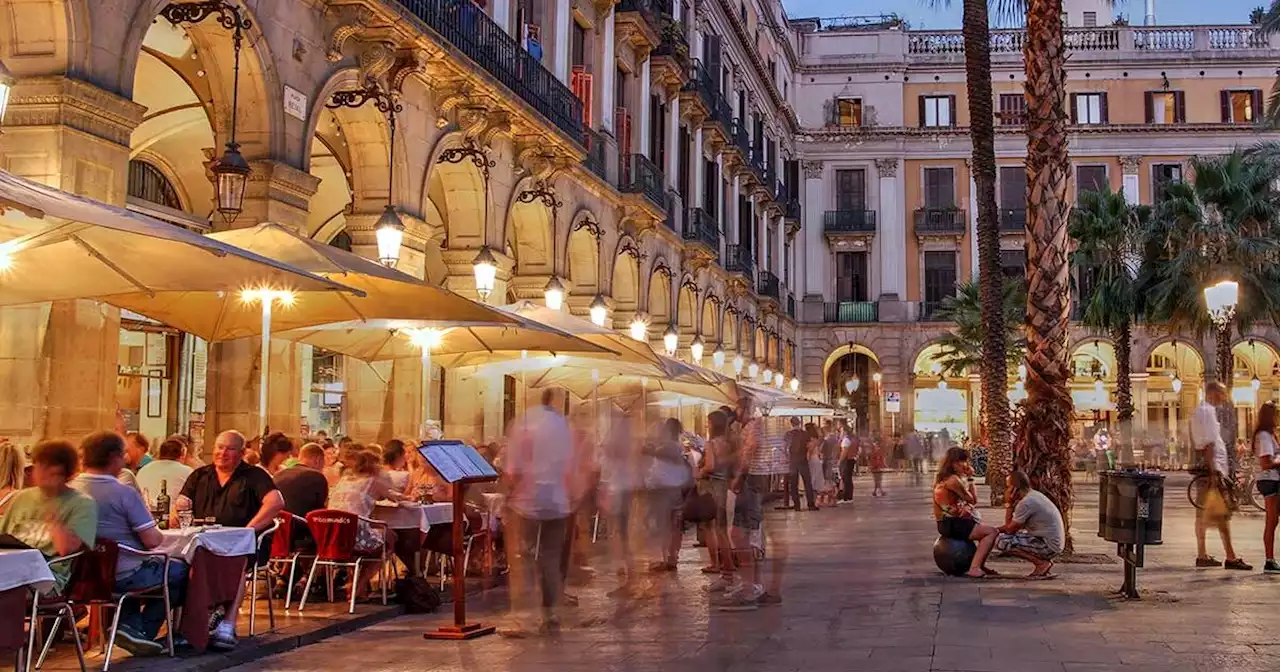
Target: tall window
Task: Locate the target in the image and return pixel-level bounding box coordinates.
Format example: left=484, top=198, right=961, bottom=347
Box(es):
left=997, top=93, right=1027, bottom=125
left=836, top=98, right=863, bottom=127
left=1152, top=163, right=1183, bottom=202
left=127, top=160, right=182, bottom=210
left=999, top=166, right=1026, bottom=212
left=1145, top=91, right=1185, bottom=124
left=1222, top=90, right=1263, bottom=123
left=1000, top=249, right=1026, bottom=281
left=923, top=251, right=958, bottom=308
left=836, top=251, right=869, bottom=302
left=1075, top=165, right=1108, bottom=199
left=924, top=167, right=956, bottom=209
left=1082, top=11, right=1097, bottom=26
left=1071, top=92, right=1108, bottom=125
left=571, top=21, right=587, bottom=68
left=835, top=169, right=866, bottom=210
left=920, top=95, right=955, bottom=127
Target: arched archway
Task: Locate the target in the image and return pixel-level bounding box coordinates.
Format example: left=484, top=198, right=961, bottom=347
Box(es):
left=426, top=135, right=489, bottom=249
left=1231, top=338, right=1280, bottom=431
left=825, top=343, right=881, bottom=434
left=610, top=249, right=640, bottom=329
left=721, top=309, right=738, bottom=354
left=566, top=226, right=599, bottom=297
left=647, top=269, right=672, bottom=350
left=507, top=199, right=555, bottom=276
left=700, top=297, right=719, bottom=342
left=1145, top=339, right=1206, bottom=447
left=677, top=280, right=697, bottom=334
left=911, top=343, right=971, bottom=441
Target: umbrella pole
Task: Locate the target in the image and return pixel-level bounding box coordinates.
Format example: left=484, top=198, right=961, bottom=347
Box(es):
left=421, top=346, right=432, bottom=441
left=258, top=300, right=272, bottom=438
left=592, top=368, right=600, bottom=449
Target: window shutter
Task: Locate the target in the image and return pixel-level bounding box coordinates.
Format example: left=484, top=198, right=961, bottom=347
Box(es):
left=1099, top=92, right=1109, bottom=124
left=1174, top=91, right=1186, bottom=123
left=918, top=96, right=927, bottom=128
left=570, top=66, right=594, bottom=128
left=1221, top=90, right=1231, bottom=122
left=1069, top=93, right=1079, bottom=124
left=1252, top=89, right=1265, bottom=122
left=1143, top=92, right=1154, bottom=124
left=948, top=95, right=958, bottom=126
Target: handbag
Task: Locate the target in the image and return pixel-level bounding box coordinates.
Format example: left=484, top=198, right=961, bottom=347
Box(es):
left=682, top=480, right=717, bottom=523
left=1202, top=478, right=1231, bottom=522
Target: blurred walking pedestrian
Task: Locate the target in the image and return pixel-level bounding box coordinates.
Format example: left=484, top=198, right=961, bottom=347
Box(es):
left=1192, top=382, right=1251, bottom=571
left=780, top=417, right=817, bottom=511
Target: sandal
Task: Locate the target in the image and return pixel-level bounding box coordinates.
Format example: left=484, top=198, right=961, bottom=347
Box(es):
left=981, top=566, right=1001, bottom=576
left=700, top=565, right=720, bottom=574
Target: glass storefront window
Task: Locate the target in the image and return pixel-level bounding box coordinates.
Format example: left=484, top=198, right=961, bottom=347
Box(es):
left=302, top=345, right=345, bottom=437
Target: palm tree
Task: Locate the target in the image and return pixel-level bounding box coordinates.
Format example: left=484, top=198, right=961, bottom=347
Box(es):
left=926, top=0, right=1013, bottom=504
left=1144, top=151, right=1280, bottom=385
left=936, top=279, right=1027, bottom=379
left=1069, top=184, right=1144, bottom=463
left=1014, top=0, right=1075, bottom=541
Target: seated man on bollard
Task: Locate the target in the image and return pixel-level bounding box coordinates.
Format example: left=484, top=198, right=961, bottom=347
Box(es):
left=995, top=470, right=1064, bottom=579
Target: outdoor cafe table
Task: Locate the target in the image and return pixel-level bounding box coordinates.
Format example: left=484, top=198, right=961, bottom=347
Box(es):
left=372, top=501, right=453, bottom=532
left=0, top=549, right=55, bottom=655
left=158, top=527, right=256, bottom=652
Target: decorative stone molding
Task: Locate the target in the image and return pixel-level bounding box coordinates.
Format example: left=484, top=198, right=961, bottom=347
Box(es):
left=875, top=158, right=899, bottom=178
left=358, top=41, right=398, bottom=85
left=246, top=159, right=322, bottom=211
left=325, top=4, right=376, bottom=62
left=8, top=76, right=146, bottom=148
left=389, top=48, right=432, bottom=93
left=801, top=160, right=823, bottom=180
left=1119, top=155, right=1143, bottom=175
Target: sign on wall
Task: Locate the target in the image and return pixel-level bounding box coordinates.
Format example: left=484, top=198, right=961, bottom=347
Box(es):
left=885, top=391, right=901, bottom=414
left=284, top=85, right=308, bottom=122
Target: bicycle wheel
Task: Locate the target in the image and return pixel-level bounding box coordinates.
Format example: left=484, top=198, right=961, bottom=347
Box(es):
left=1188, top=474, right=1207, bottom=509
left=1247, top=474, right=1266, bottom=512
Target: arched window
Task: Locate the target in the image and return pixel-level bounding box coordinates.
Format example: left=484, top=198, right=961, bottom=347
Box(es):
left=127, top=160, right=182, bottom=210
left=329, top=230, right=353, bottom=252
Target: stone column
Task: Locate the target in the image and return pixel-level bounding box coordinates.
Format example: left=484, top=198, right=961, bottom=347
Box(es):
left=876, top=158, right=907, bottom=320
left=0, top=77, right=143, bottom=444
left=1120, top=155, right=1142, bottom=204
left=665, top=98, right=681, bottom=190
left=802, top=160, right=825, bottom=300
left=601, top=11, right=617, bottom=134
left=730, top=175, right=741, bottom=245
left=638, top=57, right=652, bottom=157
left=693, top=127, right=705, bottom=208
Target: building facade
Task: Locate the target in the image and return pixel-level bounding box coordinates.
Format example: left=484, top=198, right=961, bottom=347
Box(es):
left=0, top=0, right=1275, bottom=450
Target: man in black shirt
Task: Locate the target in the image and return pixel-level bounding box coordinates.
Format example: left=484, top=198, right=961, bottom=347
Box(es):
left=275, top=443, right=329, bottom=518
left=175, top=430, right=283, bottom=651
left=779, top=417, right=818, bottom=511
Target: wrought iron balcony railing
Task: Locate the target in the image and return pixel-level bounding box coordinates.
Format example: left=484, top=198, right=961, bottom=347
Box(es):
left=757, top=270, right=781, bottom=300
left=783, top=198, right=801, bottom=221
left=920, top=300, right=948, bottom=321
left=823, top=209, right=877, bottom=233
left=620, top=153, right=665, bottom=209
left=683, top=59, right=717, bottom=111
left=787, top=293, right=796, bottom=318
left=617, top=0, right=670, bottom=32
left=999, top=208, right=1025, bottom=232
left=584, top=128, right=608, bottom=182
left=824, top=301, right=878, bottom=323
left=395, top=0, right=583, bottom=144
left=684, top=207, right=720, bottom=251
left=723, top=243, right=755, bottom=278
left=914, top=207, right=967, bottom=234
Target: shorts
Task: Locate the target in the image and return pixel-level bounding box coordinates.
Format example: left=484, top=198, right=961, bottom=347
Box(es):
left=996, top=531, right=1059, bottom=561
left=732, top=478, right=764, bottom=531
left=1258, top=479, right=1280, bottom=498
left=937, top=516, right=976, bottom=541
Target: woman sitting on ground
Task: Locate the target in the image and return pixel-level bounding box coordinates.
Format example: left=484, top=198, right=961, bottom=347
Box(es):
left=933, top=446, right=999, bottom=578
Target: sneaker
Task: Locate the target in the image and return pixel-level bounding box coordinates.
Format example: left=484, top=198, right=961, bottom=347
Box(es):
left=757, top=592, right=782, bottom=606
left=208, top=621, right=237, bottom=652
left=718, top=584, right=763, bottom=612
left=1195, top=556, right=1223, bottom=568
left=1264, top=560, right=1280, bottom=574
left=703, top=576, right=734, bottom=594
left=114, top=624, right=163, bottom=657
left=1225, top=558, right=1253, bottom=571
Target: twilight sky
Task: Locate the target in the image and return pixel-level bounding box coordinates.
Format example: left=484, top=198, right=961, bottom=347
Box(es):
left=779, top=0, right=1262, bottom=29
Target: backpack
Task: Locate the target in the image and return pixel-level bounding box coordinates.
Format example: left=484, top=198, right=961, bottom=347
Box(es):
left=395, top=576, right=441, bottom=614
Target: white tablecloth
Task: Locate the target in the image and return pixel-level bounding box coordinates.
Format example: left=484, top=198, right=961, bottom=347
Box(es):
left=371, top=502, right=453, bottom=532
left=157, top=527, right=256, bottom=563
left=0, top=549, right=55, bottom=593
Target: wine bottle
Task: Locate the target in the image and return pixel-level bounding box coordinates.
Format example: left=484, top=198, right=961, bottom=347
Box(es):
left=156, top=480, right=171, bottom=530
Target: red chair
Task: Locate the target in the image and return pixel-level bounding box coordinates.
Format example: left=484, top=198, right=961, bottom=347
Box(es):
left=62, top=540, right=176, bottom=671
left=267, top=513, right=315, bottom=611
left=244, top=519, right=280, bottom=636
left=25, top=552, right=87, bottom=672
left=299, top=509, right=388, bottom=614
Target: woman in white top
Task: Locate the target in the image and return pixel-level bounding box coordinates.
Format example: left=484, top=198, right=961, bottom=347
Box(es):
left=1254, top=401, right=1280, bottom=573
left=328, top=449, right=402, bottom=599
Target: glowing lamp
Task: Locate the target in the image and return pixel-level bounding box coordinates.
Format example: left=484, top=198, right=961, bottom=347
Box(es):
left=629, top=317, right=647, bottom=342
left=589, top=294, right=608, bottom=327
left=374, top=205, right=405, bottom=267
left=690, top=335, right=705, bottom=364
left=789, top=377, right=799, bottom=393
left=211, top=142, right=251, bottom=224
left=663, top=324, right=678, bottom=356
left=733, top=355, right=744, bottom=375
left=1172, top=375, right=1184, bottom=394
left=472, top=246, right=498, bottom=301
left=1204, top=280, right=1239, bottom=326
left=712, top=343, right=726, bottom=370
left=544, top=276, right=565, bottom=310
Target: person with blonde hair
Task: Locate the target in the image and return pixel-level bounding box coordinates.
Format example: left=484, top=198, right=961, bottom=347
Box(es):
left=0, top=441, right=29, bottom=514
left=328, top=449, right=400, bottom=600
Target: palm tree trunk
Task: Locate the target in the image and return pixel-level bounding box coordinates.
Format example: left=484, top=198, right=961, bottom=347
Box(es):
left=1113, top=321, right=1134, bottom=466
left=1017, top=0, right=1076, bottom=550
left=962, top=0, right=1011, bottom=506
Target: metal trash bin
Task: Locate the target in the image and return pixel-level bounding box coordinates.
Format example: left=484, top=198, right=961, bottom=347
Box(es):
left=1103, top=470, right=1165, bottom=546
left=1097, top=471, right=1112, bottom=538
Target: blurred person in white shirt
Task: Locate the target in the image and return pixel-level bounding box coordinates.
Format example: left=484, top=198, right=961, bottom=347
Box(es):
left=135, top=437, right=193, bottom=513
left=1191, top=382, right=1250, bottom=571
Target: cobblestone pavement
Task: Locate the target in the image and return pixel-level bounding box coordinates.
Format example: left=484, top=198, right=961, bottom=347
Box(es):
left=228, top=471, right=1280, bottom=672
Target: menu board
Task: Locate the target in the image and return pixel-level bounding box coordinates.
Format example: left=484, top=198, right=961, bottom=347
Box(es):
left=418, top=440, right=498, bottom=483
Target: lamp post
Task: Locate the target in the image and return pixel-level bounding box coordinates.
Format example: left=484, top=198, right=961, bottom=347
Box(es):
left=472, top=246, right=497, bottom=302
left=408, top=327, right=445, bottom=440
left=239, top=288, right=295, bottom=437
left=161, top=1, right=252, bottom=224
left=1205, top=279, right=1240, bottom=383
left=544, top=276, right=565, bottom=310
left=328, top=81, right=405, bottom=267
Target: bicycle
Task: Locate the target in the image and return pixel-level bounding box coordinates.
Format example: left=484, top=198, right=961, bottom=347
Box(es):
left=1187, top=468, right=1264, bottom=512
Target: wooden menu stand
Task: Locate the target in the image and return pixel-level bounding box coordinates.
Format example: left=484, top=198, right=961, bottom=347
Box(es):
left=419, top=441, right=498, bottom=641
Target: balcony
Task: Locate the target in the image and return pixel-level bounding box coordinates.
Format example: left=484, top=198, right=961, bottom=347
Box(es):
left=616, top=0, right=667, bottom=53
left=783, top=198, right=801, bottom=223
left=823, top=210, right=877, bottom=239
left=905, top=25, right=1278, bottom=58
left=757, top=270, right=781, bottom=302
left=706, top=95, right=734, bottom=144
left=394, top=0, right=583, bottom=145
left=1000, top=208, right=1026, bottom=233
left=681, top=59, right=717, bottom=120
left=584, top=128, right=609, bottom=182
left=920, top=300, right=948, bottom=322
left=620, top=153, right=665, bottom=210
left=723, top=243, right=755, bottom=280
left=824, top=301, right=879, bottom=323
left=683, top=207, right=720, bottom=257
left=914, top=208, right=967, bottom=236
left=787, top=293, right=796, bottom=319
left=729, top=119, right=750, bottom=157
left=650, top=16, right=690, bottom=91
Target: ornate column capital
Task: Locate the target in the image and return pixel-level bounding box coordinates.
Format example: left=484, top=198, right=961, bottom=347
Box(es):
left=875, top=158, right=899, bottom=179
left=801, top=160, right=824, bottom=180
left=1119, top=155, right=1143, bottom=175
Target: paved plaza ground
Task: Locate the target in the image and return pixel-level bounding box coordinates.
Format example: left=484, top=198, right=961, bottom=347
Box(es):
left=200, top=470, right=1280, bottom=672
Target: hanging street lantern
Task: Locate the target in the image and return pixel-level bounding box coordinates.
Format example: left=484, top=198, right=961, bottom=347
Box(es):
left=472, top=246, right=497, bottom=301
left=544, top=276, right=565, bottom=310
